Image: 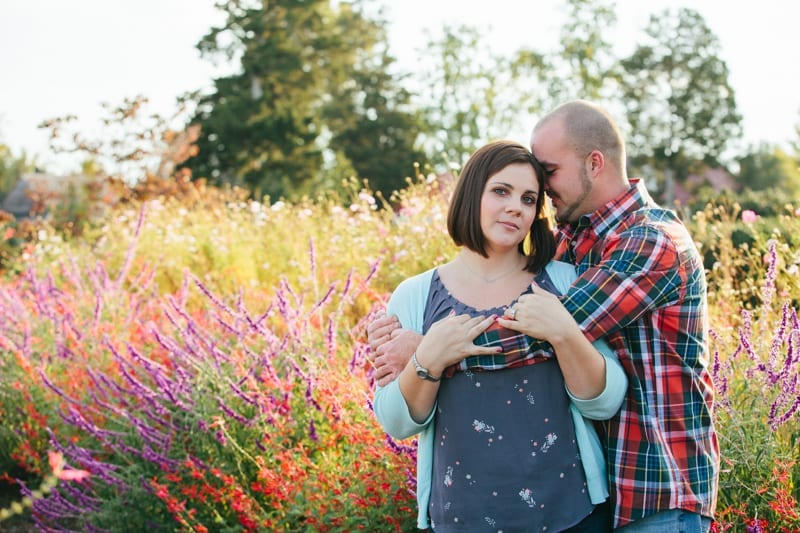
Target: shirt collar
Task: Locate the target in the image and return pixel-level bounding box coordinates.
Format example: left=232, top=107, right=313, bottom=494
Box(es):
left=557, top=179, right=654, bottom=241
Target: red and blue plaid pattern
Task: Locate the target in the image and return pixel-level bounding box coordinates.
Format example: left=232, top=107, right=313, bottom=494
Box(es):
left=456, top=270, right=560, bottom=374
left=458, top=320, right=554, bottom=372
left=557, top=180, right=719, bottom=527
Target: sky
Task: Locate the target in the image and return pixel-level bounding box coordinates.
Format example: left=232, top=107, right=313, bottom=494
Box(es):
left=1, top=0, right=799, bottom=174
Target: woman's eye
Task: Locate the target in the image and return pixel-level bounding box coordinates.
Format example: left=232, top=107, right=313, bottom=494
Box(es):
left=523, top=196, right=536, bottom=205
left=493, top=187, right=507, bottom=195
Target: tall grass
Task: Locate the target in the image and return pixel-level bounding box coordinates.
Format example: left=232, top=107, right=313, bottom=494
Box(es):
left=0, top=177, right=798, bottom=531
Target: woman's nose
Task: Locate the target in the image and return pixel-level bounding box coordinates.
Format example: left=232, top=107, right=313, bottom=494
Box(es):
left=506, top=199, right=522, bottom=213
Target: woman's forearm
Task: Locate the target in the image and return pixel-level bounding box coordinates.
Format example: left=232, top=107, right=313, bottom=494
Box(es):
left=397, top=367, right=439, bottom=423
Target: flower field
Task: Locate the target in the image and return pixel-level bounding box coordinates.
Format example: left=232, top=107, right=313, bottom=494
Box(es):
left=0, top=177, right=798, bottom=531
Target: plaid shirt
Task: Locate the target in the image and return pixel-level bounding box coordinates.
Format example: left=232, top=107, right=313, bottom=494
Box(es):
left=557, top=180, right=719, bottom=527
left=454, top=320, right=554, bottom=375
left=457, top=269, right=560, bottom=373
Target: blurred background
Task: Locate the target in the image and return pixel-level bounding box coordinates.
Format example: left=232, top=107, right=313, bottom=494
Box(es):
left=1, top=0, right=799, bottom=208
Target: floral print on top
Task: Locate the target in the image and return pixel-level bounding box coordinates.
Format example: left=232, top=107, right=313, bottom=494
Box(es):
left=423, top=269, right=594, bottom=532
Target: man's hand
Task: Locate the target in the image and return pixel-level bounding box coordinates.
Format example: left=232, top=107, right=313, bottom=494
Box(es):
left=366, top=313, right=401, bottom=358
left=367, top=313, right=421, bottom=386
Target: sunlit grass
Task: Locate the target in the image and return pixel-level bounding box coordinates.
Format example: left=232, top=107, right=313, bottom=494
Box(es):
left=0, top=176, right=798, bottom=531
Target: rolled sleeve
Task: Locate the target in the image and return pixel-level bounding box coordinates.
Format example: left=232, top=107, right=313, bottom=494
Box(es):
left=566, top=338, right=627, bottom=420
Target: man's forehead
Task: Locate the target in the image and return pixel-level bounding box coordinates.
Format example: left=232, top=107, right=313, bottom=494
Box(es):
left=531, top=121, right=564, bottom=155
left=530, top=135, right=554, bottom=159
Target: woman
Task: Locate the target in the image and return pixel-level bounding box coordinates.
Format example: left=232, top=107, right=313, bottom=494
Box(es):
left=372, top=140, right=626, bottom=532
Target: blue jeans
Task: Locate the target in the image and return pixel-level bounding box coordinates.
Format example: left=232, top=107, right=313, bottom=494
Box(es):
left=614, top=509, right=712, bottom=533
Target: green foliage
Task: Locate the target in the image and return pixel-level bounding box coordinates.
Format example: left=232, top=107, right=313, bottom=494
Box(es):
left=686, top=186, right=797, bottom=221
left=26, top=3, right=764, bottom=210
left=0, top=183, right=444, bottom=529
left=415, top=25, right=494, bottom=165
left=26, top=174, right=455, bottom=302
left=703, top=237, right=800, bottom=530
left=321, top=41, right=427, bottom=201
left=8, top=1, right=800, bottom=528
left=0, top=145, right=34, bottom=202
left=189, top=0, right=332, bottom=196
left=186, top=0, right=422, bottom=202
left=688, top=202, right=800, bottom=315
left=549, top=0, right=618, bottom=103
left=618, top=8, right=742, bottom=203
left=416, top=24, right=548, bottom=170
left=736, top=143, right=800, bottom=196
left=1, top=176, right=799, bottom=530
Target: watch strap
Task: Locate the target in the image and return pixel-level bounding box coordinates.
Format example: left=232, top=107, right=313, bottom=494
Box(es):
left=412, top=352, right=441, bottom=382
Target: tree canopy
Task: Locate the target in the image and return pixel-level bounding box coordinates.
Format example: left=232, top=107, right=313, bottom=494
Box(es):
left=173, top=1, right=754, bottom=205
left=737, top=144, right=800, bottom=197
left=185, top=0, right=422, bottom=201
left=618, top=8, right=742, bottom=202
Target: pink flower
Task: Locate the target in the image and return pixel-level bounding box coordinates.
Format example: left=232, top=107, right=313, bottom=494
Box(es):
left=741, top=209, right=758, bottom=224
left=48, top=451, right=90, bottom=482
left=358, top=191, right=376, bottom=205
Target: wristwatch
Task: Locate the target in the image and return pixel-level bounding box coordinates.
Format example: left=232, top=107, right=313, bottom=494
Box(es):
left=412, top=352, right=441, bottom=382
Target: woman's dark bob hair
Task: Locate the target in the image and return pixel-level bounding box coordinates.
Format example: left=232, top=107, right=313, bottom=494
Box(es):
left=447, top=140, right=556, bottom=274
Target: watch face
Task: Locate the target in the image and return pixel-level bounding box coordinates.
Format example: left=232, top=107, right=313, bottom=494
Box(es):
left=416, top=368, right=439, bottom=382
left=413, top=353, right=439, bottom=381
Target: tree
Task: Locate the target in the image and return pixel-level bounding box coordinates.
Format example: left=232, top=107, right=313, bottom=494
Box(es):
left=38, top=95, right=199, bottom=183
left=548, top=0, right=618, bottom=104
left=185, top=0, right=420, bottom=202
left=321, top=28, right=426, bottom=201
left=415, top=25, right=548, bottom=170
left=0, top=145, right=34, bottom=202
left=618, top=8, right=742, bottom=204
left=414, top=1, right=617, bottom=172
left=737, top=143, right=800, bottom=197
left=188, top=0, right=347, bottom=199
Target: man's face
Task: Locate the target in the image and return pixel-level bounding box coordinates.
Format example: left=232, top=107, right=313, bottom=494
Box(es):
left=530, top=119, right=593, bottom=224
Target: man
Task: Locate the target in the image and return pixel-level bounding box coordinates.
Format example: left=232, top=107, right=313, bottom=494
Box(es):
left=367, top=100, right=719, bottom=532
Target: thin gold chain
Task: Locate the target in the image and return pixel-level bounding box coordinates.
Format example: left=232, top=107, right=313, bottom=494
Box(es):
left=459, top=255, right=523, bottom=283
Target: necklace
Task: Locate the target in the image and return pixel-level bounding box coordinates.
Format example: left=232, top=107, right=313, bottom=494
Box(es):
left=459, top=255, right=523, bottom=284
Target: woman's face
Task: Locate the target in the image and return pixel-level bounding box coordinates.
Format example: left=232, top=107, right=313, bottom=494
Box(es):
left=479, top=163, right=540, bottom=253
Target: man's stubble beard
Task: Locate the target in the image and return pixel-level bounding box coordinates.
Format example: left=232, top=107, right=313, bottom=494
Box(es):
left=554, top=166, right=593, bottom=224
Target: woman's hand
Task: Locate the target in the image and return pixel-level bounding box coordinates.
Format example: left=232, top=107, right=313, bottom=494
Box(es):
left=497, top=282, right=581, bottom=344
left=398, top=312, right=500, bottom=423
left=414, top=312, right=501, bottom=376
left=497, top=282, right=607, bottom=400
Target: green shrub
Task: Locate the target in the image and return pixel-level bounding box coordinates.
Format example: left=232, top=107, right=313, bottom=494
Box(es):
left=0, top=177, right=797, bottom=531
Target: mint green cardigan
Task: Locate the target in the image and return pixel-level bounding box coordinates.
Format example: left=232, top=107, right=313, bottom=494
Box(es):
left=373, top=260, right=627, bottom=530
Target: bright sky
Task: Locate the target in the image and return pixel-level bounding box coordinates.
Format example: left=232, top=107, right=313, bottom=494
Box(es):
left=1, top=0, right=798, bottom=173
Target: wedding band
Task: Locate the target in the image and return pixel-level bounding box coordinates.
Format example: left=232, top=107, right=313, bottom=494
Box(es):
left=509, top=308, right=517, bottom=320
